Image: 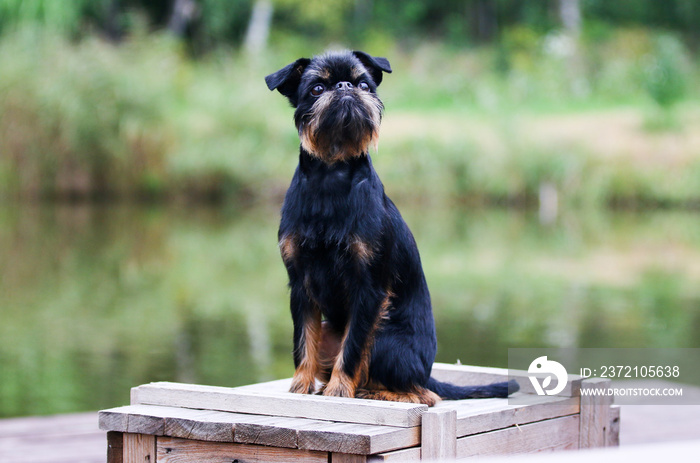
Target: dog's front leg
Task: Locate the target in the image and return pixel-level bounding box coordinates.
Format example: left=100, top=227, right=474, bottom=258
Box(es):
left=323, top=268, right=386, bottom=398
left=289, top=283, right=323, bottom=395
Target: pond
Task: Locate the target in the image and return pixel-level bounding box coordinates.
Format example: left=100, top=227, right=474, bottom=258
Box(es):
left=1, top=202, right=699, bottom=417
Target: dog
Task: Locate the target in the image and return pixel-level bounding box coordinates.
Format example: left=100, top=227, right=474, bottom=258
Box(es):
left=265, top=50, right=518, bottom=405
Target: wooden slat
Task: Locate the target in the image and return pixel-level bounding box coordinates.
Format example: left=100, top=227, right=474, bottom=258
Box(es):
left=435, top=394, right=579, bottom=438
left=156, top=436, right=327, bottom=463
left=431, top=362, right=582, bottom=397
left=233, top=378, right=294, bottom=392
left=456, top=414, right=580, bottom=457
left=131, top=381, right=427, bottom=427
left=296, top=421, right=420, bottom=455
left=331, top=453, right=368, bottom=463
left=100, top=407, right=165, bottom=437
left=164, top=409, right=235, bottom=443
left=107, top=432, right=123, bottom=463
left=123, top=433, right=155, bottom=462
left=608, top=405, right=620, bottom=447
left=98, top=404, right=421, bottom=455
left=233, top=415, right=304, bottom=448
left=367, top=447, right=421, bottom=462
left=421, top=408, right=456, bottom=460
left=579, top=378, right=613, bottom=448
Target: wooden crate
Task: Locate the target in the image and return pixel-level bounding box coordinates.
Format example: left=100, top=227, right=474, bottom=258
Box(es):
left=99, top=363, right=620, bottom=462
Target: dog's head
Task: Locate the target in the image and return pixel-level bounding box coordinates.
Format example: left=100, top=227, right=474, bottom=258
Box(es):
left=265, top=50, right=392, bottom=163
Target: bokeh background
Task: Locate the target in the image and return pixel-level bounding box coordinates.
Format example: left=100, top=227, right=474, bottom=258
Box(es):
left=1, top=0, right=699, bottom=418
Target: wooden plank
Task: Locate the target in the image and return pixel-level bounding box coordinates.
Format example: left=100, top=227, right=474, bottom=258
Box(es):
left=99, top=404, right=420, bottom=454
left=164, top=409, right=236, bottom=443
left=456, top=414, right=580, bottom=457
left=233, top=378, right=294, bottom=392
left=233, top=415, right=302, bottom=448
left=123, top=433, right=156, bottom=463
left=434, top=394, right=579, bottom=438
left=132, top=381, right=427, bottom=427
left=367, top=447, right=421, bottom=462
left=421, top=408, right=456, bottom=460
left=100, top=407, right=165, bottom=436
left=579, top=378, right=612, bottom=449
left=331, top=453, right=368, bottom=463
left=107, top=432, right=123, bottom=463
left=607, top=405, right=620, bottom=447
left=296, top=421, right=420, bottom=455
left=431, top=362, right=582, bottom=397
left=156, top=436, right=328, bottom=463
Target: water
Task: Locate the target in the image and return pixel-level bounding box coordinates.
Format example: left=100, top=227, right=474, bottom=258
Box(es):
left=1, top=202, right=699, bottom=417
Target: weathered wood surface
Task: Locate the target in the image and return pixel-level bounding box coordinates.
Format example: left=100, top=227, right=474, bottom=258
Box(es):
left=434, top=394, right=579, bottom=438
left=457, top=415, right=580, bottom=457
left=123, top=433, right=155, bottom=462
left=100, top=404, right=421, bottom=455
left=421, top=408, right=456, bottom=460
left=579, top=377, right=613, bottom=448
left=107, top=432, right=124, bottom=463
left=608, top=405, right=621, bottom=447
left=131, top=381, right=427, bottom=427
left=331, top=453, right=368, bottom=463
left=156, top=435, right=328, bottom=463
left=431, top=362, right=583, bottom=397
left=369, top=415, right=581, bottom=461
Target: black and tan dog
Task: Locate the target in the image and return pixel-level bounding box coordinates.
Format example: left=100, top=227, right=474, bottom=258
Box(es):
left=265, top=50, right=518, bottom=405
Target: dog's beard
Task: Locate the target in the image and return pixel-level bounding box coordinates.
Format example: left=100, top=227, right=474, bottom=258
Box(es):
left=298, top=91, right=383, bottom=162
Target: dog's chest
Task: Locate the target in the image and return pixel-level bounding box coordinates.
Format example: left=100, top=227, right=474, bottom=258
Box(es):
left=280, top=155, right=385, bottom=244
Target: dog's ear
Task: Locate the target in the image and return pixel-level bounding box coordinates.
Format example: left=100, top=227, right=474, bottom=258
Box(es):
left=265, top=58, right=311, bottom=107
left=352, top=51, right=392, bottom=87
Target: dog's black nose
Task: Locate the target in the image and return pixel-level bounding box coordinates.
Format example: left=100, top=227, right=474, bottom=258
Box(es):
left=335, top=81, right=353, bottom=91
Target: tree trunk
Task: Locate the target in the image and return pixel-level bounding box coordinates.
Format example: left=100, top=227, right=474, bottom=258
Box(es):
left=244, top=0, right=274, bottom=55
left=168, top=0, right=199, bottom=37
left=559, top=0, right=581, bottom=37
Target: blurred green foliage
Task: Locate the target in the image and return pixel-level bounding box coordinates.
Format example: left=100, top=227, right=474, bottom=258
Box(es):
left=1, top=26, right=698, bottom=206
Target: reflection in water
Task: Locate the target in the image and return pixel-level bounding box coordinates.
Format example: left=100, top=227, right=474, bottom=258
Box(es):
left=0, top=203, right=698, bottom=417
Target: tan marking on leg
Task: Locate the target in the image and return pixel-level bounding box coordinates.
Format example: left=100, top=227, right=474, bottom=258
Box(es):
left=289, top=309, right=322, bottom=395
left=322, top=290, right=394, bottom=397
left=322, top=324, right=356, bottom=398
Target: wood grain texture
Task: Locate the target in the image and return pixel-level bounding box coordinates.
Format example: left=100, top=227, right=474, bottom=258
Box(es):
left=296, top=421, right=420, bottom=455
left=99, top=404, right=420, bottom=454
left=132, top=382, right=427, bottom=427
left=579, top=378, right=613, bottom=449
left=366, top=447, right=421, bottom=462
left=107, top=432, right=123, bottom=463
left=433, top=394, right=579, bottom=438
left=421, top=408, right=456, bottom=460
left=156, top=436, right=327, bottom=463
left=607, top=404, right=620, bottom=447
left=456, top=414, right=580, bottom=457
left=123, top=433, right=155, bottom=463
left=331, top=453, right=368, bottom=463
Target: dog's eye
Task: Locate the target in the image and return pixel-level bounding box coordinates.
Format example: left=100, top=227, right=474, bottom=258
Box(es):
left=358, top=82, right=370, bottom=91
left=310, top=84, right=325, bottom=96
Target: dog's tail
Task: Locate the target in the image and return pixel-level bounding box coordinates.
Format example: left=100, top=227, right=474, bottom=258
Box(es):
left=427, top=377, right=519, bottom=399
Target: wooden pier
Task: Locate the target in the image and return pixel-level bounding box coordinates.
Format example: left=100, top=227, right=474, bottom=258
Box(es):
left=97, top=363, right=619, bottom=462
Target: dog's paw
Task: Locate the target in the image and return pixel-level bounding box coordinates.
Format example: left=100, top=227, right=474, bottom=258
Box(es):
left=289, top=375, right=316, bottom=395
left=322, top=375, right=356, bottom=398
